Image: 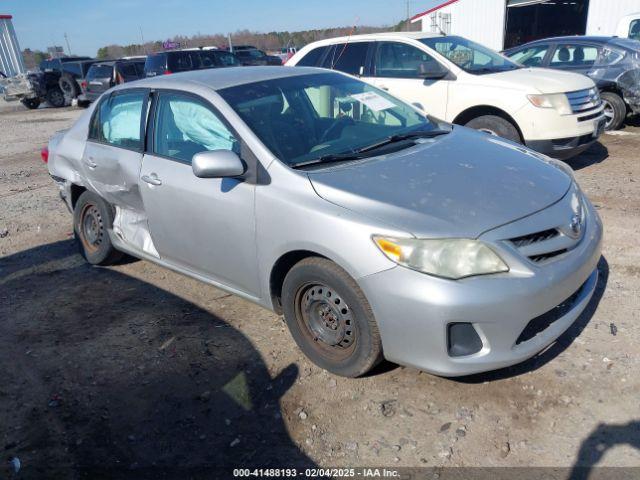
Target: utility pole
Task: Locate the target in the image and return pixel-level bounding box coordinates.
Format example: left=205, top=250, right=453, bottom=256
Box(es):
left=139, top=26, right=147, bottom=54
left=64, top=32, right=71, bottom=55
left=405, top=1, right=413, bottom=31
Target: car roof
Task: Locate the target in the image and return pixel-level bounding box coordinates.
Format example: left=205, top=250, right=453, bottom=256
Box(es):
left=304, top=31, right=443, bottom=47
left=125, top=66, right=328, bottom=91
left=514, top=36, right=616, bottom=47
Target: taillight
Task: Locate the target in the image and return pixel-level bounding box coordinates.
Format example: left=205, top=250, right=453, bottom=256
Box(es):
left=163, top=70, right=172, bottom=75
left=41, top=146, right=49, bottom=164
left=81, top=80, right=87, bottom=89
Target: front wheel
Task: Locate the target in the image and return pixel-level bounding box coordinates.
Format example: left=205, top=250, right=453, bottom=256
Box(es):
left=464, top=115, right=521, bottom=143
left=73, top=191, right=124, bottom=265
left=281, top=258, right=383, bottom=377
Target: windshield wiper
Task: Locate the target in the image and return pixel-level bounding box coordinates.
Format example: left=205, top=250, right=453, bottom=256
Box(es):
left=357, top=127, right=452, bottom=154
left=291, top=127, right=452, bottom=169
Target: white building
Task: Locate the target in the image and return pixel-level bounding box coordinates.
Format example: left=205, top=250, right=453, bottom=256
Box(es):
left=410, top=0, right=640, bottom=51
left=0, top=14, right=26, bottom=76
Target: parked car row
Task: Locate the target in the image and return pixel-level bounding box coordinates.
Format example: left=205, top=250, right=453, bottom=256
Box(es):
left=503, top=35, right=640, bottom=131
left=288, top=32, right=607, bottom=159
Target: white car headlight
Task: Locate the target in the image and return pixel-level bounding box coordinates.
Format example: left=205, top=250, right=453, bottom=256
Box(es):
left=373, top=236, right=509, bottom=280
left=527, top=93, right=572, bottom=115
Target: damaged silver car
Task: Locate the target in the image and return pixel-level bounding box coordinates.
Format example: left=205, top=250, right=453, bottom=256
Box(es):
left=46, top=67, right=603, bottom=378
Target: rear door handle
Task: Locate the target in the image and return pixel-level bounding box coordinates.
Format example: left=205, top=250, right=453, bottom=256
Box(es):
left=141, top=174, right=162, bottom=186
left=84, top=156, right=97, bottom=169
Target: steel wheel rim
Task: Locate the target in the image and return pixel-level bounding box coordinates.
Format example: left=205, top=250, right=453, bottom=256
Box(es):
left=602, top=100, right=615, bottom=129
left=294, top=282, right=356, bottom=360
left=79, top=203, right=104, bottom=253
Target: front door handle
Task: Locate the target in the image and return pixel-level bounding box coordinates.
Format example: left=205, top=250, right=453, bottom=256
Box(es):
left=379, top=85, right=389, bottom=91
left=141, top=174, right=162, bottom=186
left=84, top=157, right=97, bottom=169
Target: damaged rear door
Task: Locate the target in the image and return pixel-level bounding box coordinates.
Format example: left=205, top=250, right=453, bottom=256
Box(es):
left=82, top=88, right=155, bottom=254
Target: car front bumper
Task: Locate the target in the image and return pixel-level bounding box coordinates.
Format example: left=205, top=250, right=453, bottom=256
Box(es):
left=358, top=198, right=603, bottom=377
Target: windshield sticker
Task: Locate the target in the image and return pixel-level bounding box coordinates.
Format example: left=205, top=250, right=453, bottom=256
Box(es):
left=350, top=92, right=396, bottom=112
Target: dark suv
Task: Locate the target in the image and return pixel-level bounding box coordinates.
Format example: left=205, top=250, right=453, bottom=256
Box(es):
left=79, top=60, right=145, bottom=104
left=144, top=49, right=239, bottom=77
left=504, top=36, right=640, bottom=130
left=40, top=57, right=97, bottom=103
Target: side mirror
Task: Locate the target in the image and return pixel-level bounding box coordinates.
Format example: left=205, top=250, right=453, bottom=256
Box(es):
left=192, top=150, right=245, bottom=178
left=417, top=62, right=448, bottom=80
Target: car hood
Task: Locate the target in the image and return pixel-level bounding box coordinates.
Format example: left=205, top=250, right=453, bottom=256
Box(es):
left=307, top=128, right=572, bottom=239
left=489, top=67, right=596, bottom=93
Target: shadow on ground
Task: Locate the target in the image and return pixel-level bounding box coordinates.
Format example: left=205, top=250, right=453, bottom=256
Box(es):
left=454, top=256, right=609, bottom=384
left=569, top=420, right=640, bottom=480
left=0, top=240, right=313, bottom=479
left=569, top=142, right=609, bottom=171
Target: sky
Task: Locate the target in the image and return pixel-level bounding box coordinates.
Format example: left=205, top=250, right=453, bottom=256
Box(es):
left=3, top=0, right=440, bottom=56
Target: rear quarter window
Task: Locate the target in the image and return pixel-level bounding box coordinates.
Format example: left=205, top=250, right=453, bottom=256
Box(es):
left=88, top=65, right=113, bottom=79
left=144, top=54, right=167, bottom=74
left=296, top=46, right=329, bottom=66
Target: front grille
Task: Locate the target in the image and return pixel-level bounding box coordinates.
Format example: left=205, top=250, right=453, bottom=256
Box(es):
left=516, top=279, right=589, bottom=345
left=567, top=88, right=602, bottom=114
left=510, top=228, right=559, bottom=248
left=528, top=249, right=568, bottom=264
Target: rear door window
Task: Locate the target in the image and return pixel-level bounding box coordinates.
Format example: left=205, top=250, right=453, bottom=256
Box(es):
left=89, top=90, right=147, bottom=150
left=296, top=45, right=329, bottom=67
left=508, top=45, right=549, bottom=67
left=118, top=63, right=141, bottom=79
left=550, top=44, right=599, bottom=67
left=322, top=42, right=370, bottom=75
left=168, top=52, right=195, bottom=72
left=215, top=51, right=240, bottom=67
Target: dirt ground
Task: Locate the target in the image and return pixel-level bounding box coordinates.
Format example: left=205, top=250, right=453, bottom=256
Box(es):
left=1, top=100, right=639, bottom=479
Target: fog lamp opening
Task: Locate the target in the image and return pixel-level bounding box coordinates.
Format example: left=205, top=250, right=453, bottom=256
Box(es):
left=447, top=323, right=483, bottom=358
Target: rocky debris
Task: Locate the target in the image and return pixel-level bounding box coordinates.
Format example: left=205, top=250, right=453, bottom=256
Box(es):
left=439, top=422, right=452, bottom=433
left=327, top=378, right=337, bottom=388
left=500, top=442, right=511, bottom=458
left=610, top=323, right=618, bottom=336
left=345, top=441, right=358, bottom=451
left=298, top=410, right=308, bottom=420
left=379, top=400, right=397, bottom=417
left=0, top=228, right=9, bottom=238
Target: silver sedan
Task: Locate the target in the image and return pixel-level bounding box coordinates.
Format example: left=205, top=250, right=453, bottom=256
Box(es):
left=45, top=67, right=603, bottom=377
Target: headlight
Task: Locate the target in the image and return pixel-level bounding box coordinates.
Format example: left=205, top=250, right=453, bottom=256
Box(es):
left=527, top=93, right=572, bottom=115
left=373, top=236, right=509, bottom=280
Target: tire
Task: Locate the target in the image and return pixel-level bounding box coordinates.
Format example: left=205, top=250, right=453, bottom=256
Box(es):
left=73, top=191, right=124, bottom=266
left=20, top=98, right=41, bottom=110
left=46, top=87, right=66, bottom=108
left=59, top=73, right=79, bottom=103
left=281, top=257, right=383, bottom=377
left=464, top=115, right=521, bottom=143
left=600, top=91, right=626, bottom=131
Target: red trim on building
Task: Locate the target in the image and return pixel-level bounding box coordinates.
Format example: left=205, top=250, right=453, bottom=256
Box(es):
left=0, top=15, right=14, bottom=19
left=410, top=0, right=460, bottom=21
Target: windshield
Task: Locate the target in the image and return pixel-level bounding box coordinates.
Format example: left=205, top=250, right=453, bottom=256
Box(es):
left=218, top=72, right=439, bottom=168
left=421, top=36, right=521, bottom=74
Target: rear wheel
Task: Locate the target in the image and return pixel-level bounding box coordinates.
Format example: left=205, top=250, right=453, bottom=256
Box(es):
left=600, top=91, right=626, bottom=131
left=46, top=87, right=66, bottom=108
left=281, top=257, right=383, bottom=377
left=464, top=115, right=521, bottom=143
left=73, top=191, right=123, bottom=265
left=21, top=97, right=41, bottom=109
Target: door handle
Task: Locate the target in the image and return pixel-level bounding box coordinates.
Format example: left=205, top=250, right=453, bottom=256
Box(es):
left=141, top=174, right=162, bottom=186
left=379, top=85, right=389, bottom=91
left=84, top=156, right=97, bottom=169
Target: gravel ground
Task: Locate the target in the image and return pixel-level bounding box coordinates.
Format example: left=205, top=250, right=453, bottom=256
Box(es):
left=0, top=103, right=639, bottom=478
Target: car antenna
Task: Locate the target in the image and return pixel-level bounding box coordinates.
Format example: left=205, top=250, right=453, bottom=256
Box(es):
left=332, top=16, right=360, bottom=69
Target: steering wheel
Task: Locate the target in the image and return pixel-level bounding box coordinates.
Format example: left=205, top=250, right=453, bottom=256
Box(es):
left=319, top=116, right=355, bottom=144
